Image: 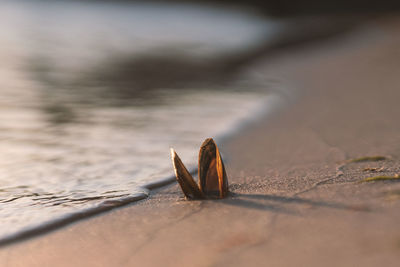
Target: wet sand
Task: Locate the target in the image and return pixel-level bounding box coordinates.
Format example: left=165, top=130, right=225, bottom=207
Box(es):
left=1, top=16, right=400, bottom=267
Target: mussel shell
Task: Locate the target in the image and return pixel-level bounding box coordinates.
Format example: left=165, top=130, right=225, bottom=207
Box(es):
left=171, top=149, right=204, bottom=199
left=198, top=138, right=228, bottom=198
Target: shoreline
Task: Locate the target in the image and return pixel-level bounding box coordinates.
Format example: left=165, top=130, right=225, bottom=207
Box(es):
left=2, top=15, right=400, bottom=266
left=0, top=85, right=282, bottom=247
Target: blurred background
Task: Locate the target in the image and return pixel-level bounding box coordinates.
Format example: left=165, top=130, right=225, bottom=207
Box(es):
left=165, top=0, right=400, bottom=15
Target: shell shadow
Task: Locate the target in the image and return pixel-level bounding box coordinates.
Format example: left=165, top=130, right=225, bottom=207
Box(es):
left=220, top=192, right=370, bottom=214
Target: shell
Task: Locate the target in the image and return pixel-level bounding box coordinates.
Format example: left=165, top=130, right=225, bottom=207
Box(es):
left=170, top=138, right=229, bottom=200
left=170, top=148, right=204, bottom=199
left=198, top=138, right=228, bottom=199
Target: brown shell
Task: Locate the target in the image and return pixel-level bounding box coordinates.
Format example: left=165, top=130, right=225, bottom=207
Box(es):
left=198, top=138, right=229, bottom=199
left=170, top=149, right=204, bottom=199
left=170, top=138, right=228, bottom=199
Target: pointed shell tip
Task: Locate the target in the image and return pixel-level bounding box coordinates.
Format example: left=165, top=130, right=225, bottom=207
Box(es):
left=170, top=148, right=176, bottom=158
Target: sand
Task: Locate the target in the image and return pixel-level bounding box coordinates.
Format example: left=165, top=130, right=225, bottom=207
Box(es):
left=1, top=16, right=400, bottom=267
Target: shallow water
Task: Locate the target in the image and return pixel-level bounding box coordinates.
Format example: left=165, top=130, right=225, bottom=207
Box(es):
left=0, top=0, right=277, bottom=240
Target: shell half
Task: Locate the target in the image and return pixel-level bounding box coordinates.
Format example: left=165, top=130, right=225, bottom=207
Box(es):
left=198, top=138, right=228, bottom=199
left=170, top=148, right=204, bottom=199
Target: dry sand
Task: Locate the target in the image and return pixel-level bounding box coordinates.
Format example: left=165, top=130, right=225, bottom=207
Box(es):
left=1, top=16, right=400, bottom=267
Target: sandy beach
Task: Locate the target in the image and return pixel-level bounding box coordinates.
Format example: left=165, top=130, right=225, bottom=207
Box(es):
left=1, top=15, right=400, bottom=267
